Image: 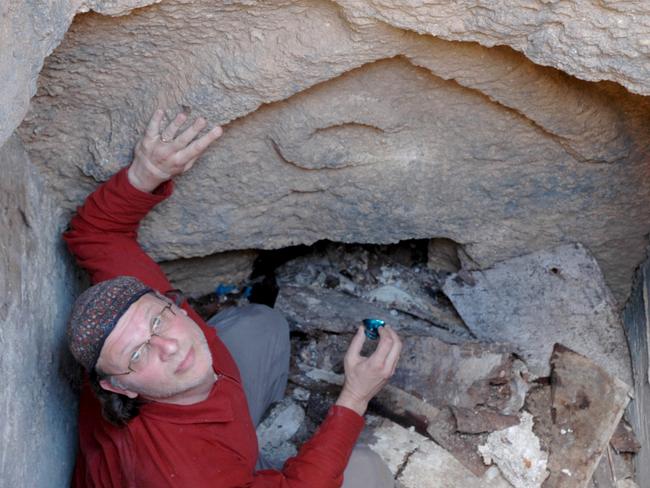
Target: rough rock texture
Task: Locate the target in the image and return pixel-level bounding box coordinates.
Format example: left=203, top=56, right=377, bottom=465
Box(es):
left=368, top=419, right=512, bottom=488
left=544, top=345, right=632, bottom=488
left=256, top=397, right=304, bottom=469
left=478, top=412, right=549, bottom=488
left=6, top=0, right=650, bottom=153
left=623, top=251, right=650, bottom=485
left=0, top=0, right=157, bottom=149
left=18, top=0, right=650, bottom=304
left=443, top=244, right=633, bottom=384
left=336, top=0, right=650, bottom=96
left=160, top=249, right=257, bottom=296
left=0, top=135, right=80, bottom=487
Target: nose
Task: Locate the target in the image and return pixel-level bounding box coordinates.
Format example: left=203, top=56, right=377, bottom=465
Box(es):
left=149, top=334, right=179, bottom=361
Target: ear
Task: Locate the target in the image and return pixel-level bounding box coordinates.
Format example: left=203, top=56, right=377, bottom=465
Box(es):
left=99, top=378, right=139, bottom=399
left=179, top=308, right=188, bottom=316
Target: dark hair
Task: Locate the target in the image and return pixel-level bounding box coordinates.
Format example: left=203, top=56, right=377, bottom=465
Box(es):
left=89, top=368, right=141, bottom=426
left=87, top=289, right=185, bottom=426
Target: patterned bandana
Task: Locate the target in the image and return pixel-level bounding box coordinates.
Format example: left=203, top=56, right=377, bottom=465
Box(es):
left=67, top=276, right=152, bottom=372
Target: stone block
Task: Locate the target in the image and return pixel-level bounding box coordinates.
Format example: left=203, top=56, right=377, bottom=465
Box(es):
left=160, top=249, right=257, bottom=297
left=17, top=1, right=650, bottom=305
left=0, top=134, right=80, bottom=486
left=443, top=244, right=632, bottom=384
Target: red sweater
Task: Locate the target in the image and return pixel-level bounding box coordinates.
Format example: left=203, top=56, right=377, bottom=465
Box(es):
left=64, top=168, right=364, bottom=487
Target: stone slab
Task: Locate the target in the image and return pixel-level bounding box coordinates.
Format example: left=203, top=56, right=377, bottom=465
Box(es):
left=336, top=0, right=650, bottom=96
left=0, top=134, right=80, bottom=487
left=368, top=420, right=511, bottom=488
left=443, top=243, right=632, bottom=384
left=543, top=345, right=632, bottom=488
left=160, top=249, right=257, bottom=297
left=18, top=1, right=650, bottom=305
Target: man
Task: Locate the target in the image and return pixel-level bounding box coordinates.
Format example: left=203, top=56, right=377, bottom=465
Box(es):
left=65, top=109, right=402, bottom=487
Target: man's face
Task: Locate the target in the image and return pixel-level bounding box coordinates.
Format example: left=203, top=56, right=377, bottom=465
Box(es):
left=96, top=293, right=214, bottom=404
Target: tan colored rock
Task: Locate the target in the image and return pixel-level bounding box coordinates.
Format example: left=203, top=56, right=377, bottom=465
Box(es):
left=544, top=345, right=633, bottom=488
left=0, top=0, right=156, bottom=149
left=160, top=250, right=257, bottom=297
left=336, top=0, right=650, bottom=96
left=427, top=238, right=460, bottom=273
left=0, top=134, right=80, bottom=486
left=368, top=420, right=512, bottom=488
left=19, top=1, right=650, bottom=304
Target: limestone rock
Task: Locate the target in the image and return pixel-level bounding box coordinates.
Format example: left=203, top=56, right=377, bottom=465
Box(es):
left=427, top=238, right=461, bottom=273
left=160, top=250, right=257, bottom=297
left=19, top=1, right=650, bottom=304
left=0, top=0, right=156, bottom=148
left=368, top=419, right=512, bottom=488
left=543, top=345, right=632, bottom=488
left=443, top=243, right=633, bottom=384
left=256, top=397, right=304, bottom=469
left=292, top=331, right=528, bottom=414
left=336, top=0, right=650, bottom=96
left=0, top=135, right=80, bottom=486
left=478, top=412, right=549, bottom=488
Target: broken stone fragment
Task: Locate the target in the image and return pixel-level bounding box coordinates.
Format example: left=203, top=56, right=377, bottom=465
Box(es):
left=392, top=336, right=528, bottom=414
left=478, top=411, right=550, bottom=488
left=291, top=331, right=529, bottom=415
left=609, top=421, right=641, bottom=454
left=368, top=419, right=511, bottom=488
left=543, top=345, right=633, bottom=488
left=442, top=244, right=632, bottom=385
left=160, top=250, right=258, bottom=297
left=427, top=238, right=461, bottom=273
left=256, top=397, right=305, bottom=470
left=426, top=407, right=493, bottom=477
left=451, top=406, right=520, bottom=435
left=275, top=242, right=469, bottom=339
left=276, top=284, right=465, bottom=340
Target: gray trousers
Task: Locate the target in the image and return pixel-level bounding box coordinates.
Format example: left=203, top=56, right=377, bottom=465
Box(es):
left=208, top=304, right=394, bottom=488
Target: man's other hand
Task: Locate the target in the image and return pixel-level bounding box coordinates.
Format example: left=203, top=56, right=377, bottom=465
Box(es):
left=128, top=109, right=223, bottom=192
left=335, top=324, right=403, bottom=416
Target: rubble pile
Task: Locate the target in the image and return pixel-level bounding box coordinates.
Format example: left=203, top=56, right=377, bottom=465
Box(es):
left=199, top=239, right=640, bottom=487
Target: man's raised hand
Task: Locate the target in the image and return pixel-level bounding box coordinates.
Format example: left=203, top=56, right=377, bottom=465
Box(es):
left=128, top=109, right=223, bottom=192
left=335, top=324, right=403, bottom=416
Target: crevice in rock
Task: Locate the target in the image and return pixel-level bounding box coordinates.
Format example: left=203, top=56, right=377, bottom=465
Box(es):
left=395, top=447, right=418, bottom=479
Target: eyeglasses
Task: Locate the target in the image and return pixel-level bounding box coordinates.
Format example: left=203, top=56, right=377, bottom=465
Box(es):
left=111, top=300, right=176, bottom=376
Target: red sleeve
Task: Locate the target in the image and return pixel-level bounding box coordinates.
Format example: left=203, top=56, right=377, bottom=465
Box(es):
left=63, top=167, right=173, bottom=291
left=252, top=406, right=365, bottom=488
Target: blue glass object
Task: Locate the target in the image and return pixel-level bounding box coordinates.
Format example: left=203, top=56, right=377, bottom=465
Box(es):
left=215, top=283, right=237, bottom=297
left=362, top=318, right=385, bottom=340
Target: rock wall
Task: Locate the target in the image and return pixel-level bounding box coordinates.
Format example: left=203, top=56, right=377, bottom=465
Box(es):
left=0, top=0, right=158, bottom=150
left=4, top=0, right=650, bottom=152
left=18, top=0, right=650, bottom=303
left=2, top=1, right=650, bottom=483
left=0, top=135, right=80, bottom=487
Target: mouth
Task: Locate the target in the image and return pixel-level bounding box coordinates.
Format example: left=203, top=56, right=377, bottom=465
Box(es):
left=175, top=346, right=194, bottom=375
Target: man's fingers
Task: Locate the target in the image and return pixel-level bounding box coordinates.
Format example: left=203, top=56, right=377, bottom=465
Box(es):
left=346, top=326, right=366, bottom=361
left=384, top=328, right=403, bottom=375
left=175, top=117, right=207, bottom=147
left=369, top=325, right=395, bottom=365
left=161, top=112, right=188, bottom=142
left=175, top=126, right=223, bottom=162
left=145, top=109, right=164, bottom=137
left=183, top=156, right=199, bottom=173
